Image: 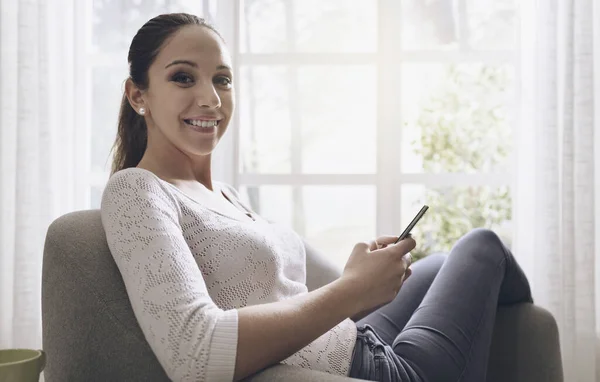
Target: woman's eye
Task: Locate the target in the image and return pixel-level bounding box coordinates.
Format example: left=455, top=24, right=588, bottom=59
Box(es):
left=215, top=76, right=232, bottom=88
left=171, top=72, right=194, bottom=84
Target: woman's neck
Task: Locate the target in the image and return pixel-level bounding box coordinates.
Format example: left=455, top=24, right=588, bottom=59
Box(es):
left=137, top=152, right=213, bottom=191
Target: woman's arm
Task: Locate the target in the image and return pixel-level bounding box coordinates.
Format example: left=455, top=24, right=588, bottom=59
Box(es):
left=102, top=170, right=239, bottom=381
left=234, top=277, right=361, bottom=380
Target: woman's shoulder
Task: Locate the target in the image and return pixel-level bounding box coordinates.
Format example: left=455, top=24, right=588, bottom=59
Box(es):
left=105, top=167, right=172, bottom=193
left=102, top=167, right=180, bottom=212
left=107, top=167, right=162, bottom=185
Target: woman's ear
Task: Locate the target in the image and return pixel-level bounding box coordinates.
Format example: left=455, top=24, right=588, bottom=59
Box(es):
left=125, top=78, right=146, bottom=115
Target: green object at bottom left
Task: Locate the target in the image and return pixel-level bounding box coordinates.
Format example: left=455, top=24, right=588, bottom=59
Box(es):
left=0, top=349, right=46, bottom=382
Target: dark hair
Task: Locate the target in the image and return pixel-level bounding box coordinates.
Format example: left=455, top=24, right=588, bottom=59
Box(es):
left=110, top=13, right=222, bottom=174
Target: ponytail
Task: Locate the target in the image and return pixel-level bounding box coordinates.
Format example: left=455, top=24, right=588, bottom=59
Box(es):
left=110, top=92, right=147, bottom=175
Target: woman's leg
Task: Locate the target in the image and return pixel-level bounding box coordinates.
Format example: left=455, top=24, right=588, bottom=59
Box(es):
left=357, top=253, right=448, bottom=346
left=390, top=228, right=532, bottom=381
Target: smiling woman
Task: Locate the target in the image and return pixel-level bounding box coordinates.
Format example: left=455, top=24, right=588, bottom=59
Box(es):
left=97, top=11, right=535, bottom=382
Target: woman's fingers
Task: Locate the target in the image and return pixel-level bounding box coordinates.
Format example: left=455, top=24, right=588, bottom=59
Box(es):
left=369, top=240, right=379, bottom=252
left=375, top=235, right=402, bottom=247
left=354, top=240, right=377, bottom=253
left=395, top=237, right=416, bottom=255
left=403, top=252, right=412, bottom=267
left=375, top=234, right=415, bottom=249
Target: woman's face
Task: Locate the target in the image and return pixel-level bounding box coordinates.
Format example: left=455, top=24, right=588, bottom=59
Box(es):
left=142, top=25, right=234, bottom=157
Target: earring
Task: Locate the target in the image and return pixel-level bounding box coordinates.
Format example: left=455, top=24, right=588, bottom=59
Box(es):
left=139, top=107, right=146, bottom=115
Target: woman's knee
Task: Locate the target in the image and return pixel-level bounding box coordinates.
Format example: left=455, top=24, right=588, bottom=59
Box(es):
left=455, top=228, right=509, bottom=261
left=464, top=228, right=505, bottom=246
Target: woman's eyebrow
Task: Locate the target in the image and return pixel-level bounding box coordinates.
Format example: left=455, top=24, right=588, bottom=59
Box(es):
left=165, top=60, right=232, bottom=72
left=165, top=59, right=197, bottom=69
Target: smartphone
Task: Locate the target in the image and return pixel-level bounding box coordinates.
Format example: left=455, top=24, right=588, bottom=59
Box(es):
left=394, top=205, right=429, bottom=244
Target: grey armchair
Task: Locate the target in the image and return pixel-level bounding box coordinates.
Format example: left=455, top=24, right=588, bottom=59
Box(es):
left=42, top=210, right=564, bottom=381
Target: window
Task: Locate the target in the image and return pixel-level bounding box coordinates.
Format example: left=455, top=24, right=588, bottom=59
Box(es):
left=87, top=0, right=518, bottom=267
left=234, top=0, right=517, bottom=266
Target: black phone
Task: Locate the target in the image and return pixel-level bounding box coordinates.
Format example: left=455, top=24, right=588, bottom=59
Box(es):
left=394, top=205, right=429, bottom=244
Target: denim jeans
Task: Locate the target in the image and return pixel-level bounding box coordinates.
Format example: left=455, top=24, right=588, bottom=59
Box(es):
left=349, top=229, right=533, bottom=382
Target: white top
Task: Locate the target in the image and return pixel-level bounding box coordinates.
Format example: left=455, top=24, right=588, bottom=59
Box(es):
left=100, top=168, right=357, bottom=382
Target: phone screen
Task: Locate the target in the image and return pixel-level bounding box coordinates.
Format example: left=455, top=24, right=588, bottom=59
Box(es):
left=394, top=205, right=429, bottom=244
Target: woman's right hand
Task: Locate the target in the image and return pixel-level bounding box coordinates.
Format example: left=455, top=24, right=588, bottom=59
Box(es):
left=342, top=235, right=416, bottom=314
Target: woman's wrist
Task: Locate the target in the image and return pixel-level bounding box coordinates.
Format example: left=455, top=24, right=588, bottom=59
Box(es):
left=331, top=276, right=368, bottom=319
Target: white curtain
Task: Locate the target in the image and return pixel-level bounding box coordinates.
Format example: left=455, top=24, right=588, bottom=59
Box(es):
left=0, top=0, right=83, bottom=349
left=515, top=0, right=600, bottom=380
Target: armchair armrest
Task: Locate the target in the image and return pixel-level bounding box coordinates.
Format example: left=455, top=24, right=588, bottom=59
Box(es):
left=487, top=303, right=563, bottom=382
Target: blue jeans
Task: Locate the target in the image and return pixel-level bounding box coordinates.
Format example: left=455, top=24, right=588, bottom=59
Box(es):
left=349, top=229, right=533, bottom=382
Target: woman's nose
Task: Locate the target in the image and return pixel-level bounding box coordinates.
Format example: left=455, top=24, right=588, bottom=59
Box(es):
left=195, top=82, right=221, bottom=108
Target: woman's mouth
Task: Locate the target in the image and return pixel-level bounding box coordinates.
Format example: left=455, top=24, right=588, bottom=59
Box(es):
left=184, top=119, right=220, bottom=134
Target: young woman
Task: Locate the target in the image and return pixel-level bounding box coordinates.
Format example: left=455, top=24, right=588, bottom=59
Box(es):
left=101, top=13, right=533, bottom=382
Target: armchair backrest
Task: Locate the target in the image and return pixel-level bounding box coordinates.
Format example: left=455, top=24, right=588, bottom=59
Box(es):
left=42, top=210, right=168, bottom=381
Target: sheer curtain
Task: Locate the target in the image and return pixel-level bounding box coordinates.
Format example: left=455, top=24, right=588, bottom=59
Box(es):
left=514, top=0, right=600, bottom=380
left=0, top=0, right=85, bottom=349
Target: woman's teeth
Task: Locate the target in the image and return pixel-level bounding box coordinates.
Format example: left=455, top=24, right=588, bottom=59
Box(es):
left=185, top=119, right=218, bottom=128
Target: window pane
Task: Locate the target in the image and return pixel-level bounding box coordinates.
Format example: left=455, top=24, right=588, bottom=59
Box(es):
left=240, top=0, right=288, bottom=53
left=240, top=0, right=377, bottom=53
left=303, top=186, right=376, bottom=268
left=401, top=0, right=516, bottom=51
left=401, top=184, right=512, bottom=260
left=401, top=63, right=514, bottom=173
left=239, top=65, right=377, bottom=174
left=467, top=0, right=517, bottom=50
left=402, top=0, right=459, bottom=50
left=294, top=0, right=377, bottom=53
left=240, top=185, right=375, bottom=268
left=92, top=0, right=208, bottom=55
left=299, top=66, right=377, bottom=173
left=91, top=66, right=128, bottom=173
left=239, top=66, right=292, bottom=173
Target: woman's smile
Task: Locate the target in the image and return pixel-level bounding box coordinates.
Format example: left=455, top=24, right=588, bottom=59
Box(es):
left=183, top=118, right=221, bottom=134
